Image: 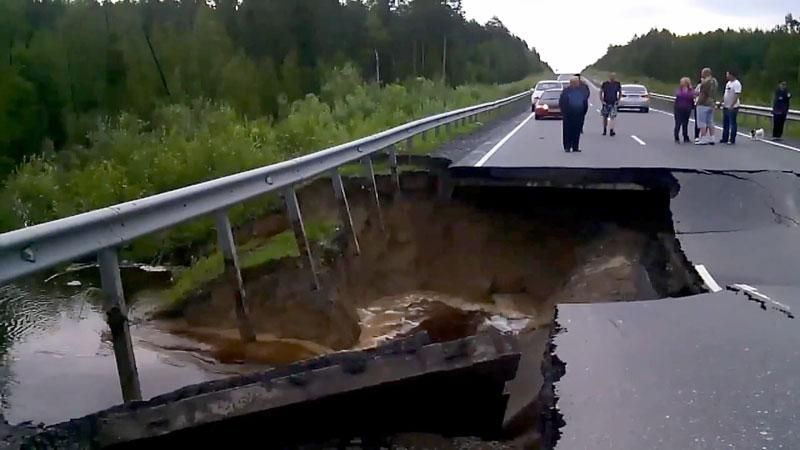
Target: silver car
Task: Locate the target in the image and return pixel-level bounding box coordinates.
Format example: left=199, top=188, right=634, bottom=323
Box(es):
left=618, top=84, right=650, bottom=112
left=531, top=80, right=563, bottom=112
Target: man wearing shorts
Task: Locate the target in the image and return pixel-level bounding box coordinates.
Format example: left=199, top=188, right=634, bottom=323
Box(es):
left=600, top=73, right=621, bottom=136
left=695, top=67, right=719, bottom=145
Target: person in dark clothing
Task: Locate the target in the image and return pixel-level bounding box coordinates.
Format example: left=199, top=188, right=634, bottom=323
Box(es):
left=674, top=77, right=695, bottom=143
left=772, top=81, right=792, bottom=140
left=559, top=77, right=589, bottom=153
left=576, top=74, right=591, bottom=133
left=600, top=72, right=622, bottom=136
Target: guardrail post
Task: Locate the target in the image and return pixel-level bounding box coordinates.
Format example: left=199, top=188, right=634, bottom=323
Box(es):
left=98, top=248, right=142, bottom=403
left=387, top=145, right=401, bottom=194
left=284, top=187, right=321, bottom=290
left=331, top=169, right=360, bottom=256
left=362, top=156, right=386, bottom=231
left=214, top=212, right=257, bottom=343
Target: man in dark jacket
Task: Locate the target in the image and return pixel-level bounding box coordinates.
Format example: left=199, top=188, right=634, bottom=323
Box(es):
left=772, top=81, right=792, bottom=141
left=576, top=74, right=591, bottom=133
left=559, top=77, right=589, bottom=152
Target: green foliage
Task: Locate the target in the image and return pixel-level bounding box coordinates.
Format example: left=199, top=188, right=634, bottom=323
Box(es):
left=0, top=0, right=550, bottom=174
left=1, top=68, right=544, bottom=261
left=590, top=23, right=800, bottom=104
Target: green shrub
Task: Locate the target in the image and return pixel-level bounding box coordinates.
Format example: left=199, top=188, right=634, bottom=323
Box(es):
left=1, top=69, right=547, bottom=261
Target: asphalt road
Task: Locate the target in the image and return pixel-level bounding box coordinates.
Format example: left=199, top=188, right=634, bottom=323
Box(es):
left=454, top=81, right=800, bottom=172
left=446, top=82, right=800, bottom=450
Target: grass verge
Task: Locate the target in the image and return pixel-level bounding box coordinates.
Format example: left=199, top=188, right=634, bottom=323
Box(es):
left=164, top=221, right=337, bottom=312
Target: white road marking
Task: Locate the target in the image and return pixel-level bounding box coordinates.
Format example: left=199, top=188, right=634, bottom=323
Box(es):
left=651, top=108, right=800, bottom=153
left=651, top=108, right=673, bottom=117
left=730, top=284, right=793, bottom=313
left=595, top=108, right=601, bottom=113
left=474, top=113, right=535, bottom=167
left=631, top=135, right=646, bottom=146
left=694, top=264, right=722, bottom=293
left=750, top=136, right=800, bottom=152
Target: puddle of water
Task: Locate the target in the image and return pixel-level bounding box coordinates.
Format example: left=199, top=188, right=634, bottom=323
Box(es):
left=0, top=282, right=222, bottom=425
left=356, top=291, right=535, bottom=349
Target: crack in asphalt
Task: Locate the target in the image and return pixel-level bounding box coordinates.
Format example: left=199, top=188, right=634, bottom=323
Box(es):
left=677, top=229, right=744, bottom=235
left=727, top=284, right=795, bottom=319
left=695, top=171, right=800, bottom=228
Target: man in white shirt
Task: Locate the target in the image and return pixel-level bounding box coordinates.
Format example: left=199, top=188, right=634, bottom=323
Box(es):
left=721, top=70, right=742, bottom=145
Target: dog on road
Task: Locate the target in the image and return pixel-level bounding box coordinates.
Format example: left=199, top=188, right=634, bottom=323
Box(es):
left=750, top=128, right=765, bottom=140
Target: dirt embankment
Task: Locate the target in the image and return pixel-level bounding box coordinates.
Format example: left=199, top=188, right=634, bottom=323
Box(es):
left=154, top=172, right=696, bottom=366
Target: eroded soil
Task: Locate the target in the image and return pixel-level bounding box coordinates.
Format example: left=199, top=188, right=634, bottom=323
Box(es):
left=151, top=173, right=697, bottom=369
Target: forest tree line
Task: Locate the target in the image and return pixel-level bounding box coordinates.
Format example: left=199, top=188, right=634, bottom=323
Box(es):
left=0, top=0, right=550, bottom=176
left=590, top=13, right=800, bottom=102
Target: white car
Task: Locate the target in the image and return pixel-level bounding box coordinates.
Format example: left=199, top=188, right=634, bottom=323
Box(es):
left=531, top=80, right=563, bottom=112
left=618, top=84, right=651, bottom=113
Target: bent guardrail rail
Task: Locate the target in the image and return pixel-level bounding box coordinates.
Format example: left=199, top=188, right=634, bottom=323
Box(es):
left=0, top=89, right=530, bottom=403
left=650, top=92, right=800, bottom=121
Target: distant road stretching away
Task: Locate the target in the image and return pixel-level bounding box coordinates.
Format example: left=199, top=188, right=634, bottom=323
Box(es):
left=454, top=81, right=800, bottom=172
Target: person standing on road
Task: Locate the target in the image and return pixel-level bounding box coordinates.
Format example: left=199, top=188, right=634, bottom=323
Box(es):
left=674, top=77, right=695, bottom=143
left=576, top=74, right=591, bottom=133
left=693, top=77, right=702, bottom=140
left=772, top=81, right=792, bottom=141
left=559, top=77, right=588, bottom=153
left=600, top=72, right=621, bottom=136
left=720, top=70, right=742, bottom=145
left=694, top=68, right=719, bottom=146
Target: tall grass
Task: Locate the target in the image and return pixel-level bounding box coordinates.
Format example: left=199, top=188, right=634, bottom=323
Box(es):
left=2, top=67, right=544, bottom=261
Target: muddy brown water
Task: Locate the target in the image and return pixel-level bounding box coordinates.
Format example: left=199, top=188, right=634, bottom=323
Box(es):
left=0, top=173, right=697, bottom=433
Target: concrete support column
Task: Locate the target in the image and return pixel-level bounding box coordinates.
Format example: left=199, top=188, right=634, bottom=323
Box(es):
left=98, top=248, right=142, bottom=403
left=331, top=170, right=360, bottom=255
left=284, top=187, right=321, bottom=290
left=214, top=211, right=257, bottom=343
left=362, top=157, right=385, bottom=231
left=388, top=145, right=401, bottom=195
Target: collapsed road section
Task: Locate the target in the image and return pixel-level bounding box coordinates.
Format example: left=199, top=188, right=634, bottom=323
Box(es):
left=4, top=161, right=705, bottom=448
left=20, top=331, right=520, bottom=449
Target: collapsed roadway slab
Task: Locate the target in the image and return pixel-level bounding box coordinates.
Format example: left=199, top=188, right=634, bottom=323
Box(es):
left=18, top=331, right=520, bottom=449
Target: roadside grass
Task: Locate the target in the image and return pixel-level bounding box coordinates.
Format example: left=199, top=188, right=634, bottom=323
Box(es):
left=164, top=221, right=337, bottom=311
left=2, top=68, right=548, bottom=263
left=585, top=69, right=799, bottom=140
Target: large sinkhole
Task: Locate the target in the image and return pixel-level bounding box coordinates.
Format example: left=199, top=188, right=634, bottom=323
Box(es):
left=146, top=171, right=701, bottom=447
left=161, top=172, right=699, bottom=360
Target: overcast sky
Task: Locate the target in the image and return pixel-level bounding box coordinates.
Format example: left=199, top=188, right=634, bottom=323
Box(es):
left=462, top=0, right=794, bottom=73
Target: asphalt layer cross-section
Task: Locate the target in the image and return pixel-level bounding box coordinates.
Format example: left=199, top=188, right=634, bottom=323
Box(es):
left=445, top=81, right=800, bottom=449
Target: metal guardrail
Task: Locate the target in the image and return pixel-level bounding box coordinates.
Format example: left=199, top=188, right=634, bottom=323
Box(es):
left=649, top=92, right=800, bottom=121
left=0, top=88, right=530, bottom=403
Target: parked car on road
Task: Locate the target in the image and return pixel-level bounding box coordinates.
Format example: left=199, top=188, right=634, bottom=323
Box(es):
left=556, top=73, right=573, bottom=82
left=619, top=84, right=650, bottom=112
left=534, top=89, right=563, bottom=120
left=531, top=80, right=563, bottom=112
